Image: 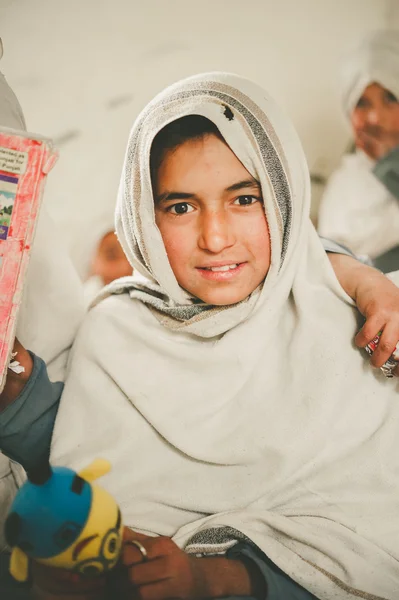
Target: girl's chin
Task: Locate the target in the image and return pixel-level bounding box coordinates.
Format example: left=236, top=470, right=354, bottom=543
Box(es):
left=188, top=286, right=253, bottom=306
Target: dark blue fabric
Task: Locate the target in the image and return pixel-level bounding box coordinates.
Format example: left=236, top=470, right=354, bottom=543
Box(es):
left=226, top=542, right=319, bottom=599
left=0, top=353, right=62, bottom=472
left=373, top=145, right=399, bottom=201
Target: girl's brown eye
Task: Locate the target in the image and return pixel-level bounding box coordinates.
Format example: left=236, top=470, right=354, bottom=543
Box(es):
left=234, top=195, right=261, bottom=206
left=169, top=203, right=194, bottom=215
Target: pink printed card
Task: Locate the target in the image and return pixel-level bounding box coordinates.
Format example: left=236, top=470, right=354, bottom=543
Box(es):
left=0, top=127, right=57, bottom=392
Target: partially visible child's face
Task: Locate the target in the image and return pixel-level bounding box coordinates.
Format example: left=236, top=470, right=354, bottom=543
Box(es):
left=154, top=134, right=271, bottom=305
left=351, top=82, right=399, bottom=158
left=91, top=231, right=132, bottom=285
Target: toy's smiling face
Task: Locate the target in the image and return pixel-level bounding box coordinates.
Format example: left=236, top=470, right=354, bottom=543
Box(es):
left=40, top=484, right=123, bottom=576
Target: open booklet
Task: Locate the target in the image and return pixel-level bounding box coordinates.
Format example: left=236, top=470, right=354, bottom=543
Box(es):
left=0, top=126, right=57, bottom=392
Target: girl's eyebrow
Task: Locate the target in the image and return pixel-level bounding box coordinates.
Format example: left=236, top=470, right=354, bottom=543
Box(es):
left=156, top=191, right=196, bottom=204
left=225, top=179, right=260, bottom=192
left=156, top=179, right=261, bottom=204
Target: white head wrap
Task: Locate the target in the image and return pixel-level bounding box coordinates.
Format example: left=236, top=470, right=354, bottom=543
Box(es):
left=110, top=72, right=309, bottom=337
left=341, top=30, right=399, bottom=116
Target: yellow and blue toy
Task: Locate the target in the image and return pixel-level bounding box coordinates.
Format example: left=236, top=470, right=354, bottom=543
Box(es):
left=4, top=458, right=123, bottom=582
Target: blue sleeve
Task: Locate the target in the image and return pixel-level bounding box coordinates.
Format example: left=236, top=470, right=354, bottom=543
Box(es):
left=225, top=542, right=318, bottom=600
left=319, top=236, right=356, bottom=258
left=320, top=236, right=374, bottom=267
left=373, top=146, right=399, bottom=200
left=0, top=353, right=63, bottom=472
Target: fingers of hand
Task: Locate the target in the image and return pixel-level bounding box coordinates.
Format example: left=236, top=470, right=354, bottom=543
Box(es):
left=356, top=318, right=399, bottom=371
left=129, top=558, right=170, bottom=586
left=122, top=538, right=191, bottom=598
left=369, top=325, right=399, bottom=368
left=355, top=315, right=384, bottom=348
left=123, top=536, right=177, bottom=567
left=123, top=528, right=152, bottom=543
left=123, top=541, right=150, bottom=567
left=122, top=528, right=156, bottom=566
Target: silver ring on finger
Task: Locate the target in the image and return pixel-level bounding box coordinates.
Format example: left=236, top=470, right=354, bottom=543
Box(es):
left=125, top=539, right=148, bottom=562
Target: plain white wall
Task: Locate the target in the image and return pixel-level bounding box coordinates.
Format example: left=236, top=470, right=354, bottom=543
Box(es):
left=0, top=0, right=393, bottom=276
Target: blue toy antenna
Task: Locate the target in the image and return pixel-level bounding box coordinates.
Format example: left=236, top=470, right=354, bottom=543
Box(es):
left=27, top=460, right=52, bottom=485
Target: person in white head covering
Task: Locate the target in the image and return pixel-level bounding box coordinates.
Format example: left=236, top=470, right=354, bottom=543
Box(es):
left=318, top=30, right=399, bottom=270
left=3, top=71, right=399, bottom=599
left=0, top=44, right=84, bottom=557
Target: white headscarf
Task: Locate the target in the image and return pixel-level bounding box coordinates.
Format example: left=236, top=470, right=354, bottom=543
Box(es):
left=52, top=73, right=399, bottom=599
left=110, top=72, right=308, bottom=337
left=341, top=29, right=399, bottom=117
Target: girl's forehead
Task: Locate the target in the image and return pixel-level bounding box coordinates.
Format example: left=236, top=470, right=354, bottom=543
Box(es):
left=155, top=134, right=257, bottom=193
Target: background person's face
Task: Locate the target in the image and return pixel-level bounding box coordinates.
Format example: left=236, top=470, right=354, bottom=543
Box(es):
left=154, top=134, right=271, bottom=305
left=351, top=82, right=399, bottom=159
left=91, top=231, right=132, bottom=285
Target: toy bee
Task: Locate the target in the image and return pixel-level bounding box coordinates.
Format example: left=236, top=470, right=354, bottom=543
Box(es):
left=4, top=458, right=123, bottom=581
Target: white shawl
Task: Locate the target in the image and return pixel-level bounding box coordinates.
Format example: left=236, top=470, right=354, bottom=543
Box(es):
left=341, top=30, right=399, bottom=117
left=317, top=150, right=399, bottom=257
left=52, top=73, right=399, bottom=599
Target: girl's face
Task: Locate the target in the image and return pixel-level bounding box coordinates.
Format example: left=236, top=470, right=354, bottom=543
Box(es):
left=351, top=82, right=399, bottom=158
left=154, top=134, right=271, bottom=305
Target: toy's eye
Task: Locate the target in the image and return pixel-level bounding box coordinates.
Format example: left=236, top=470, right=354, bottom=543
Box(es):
left=71, top=475, right=86, bottom=495
left=53, top=522, right=81, bottom=550
left=101, top=530, right=120, bottom=560
left=77, top=560, right=104, bottom=576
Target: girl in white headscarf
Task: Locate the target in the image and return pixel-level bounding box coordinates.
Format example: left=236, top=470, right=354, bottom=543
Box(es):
left=318, top=30, right=399, bottom=269
left=4, top=73, right=399, bottom=599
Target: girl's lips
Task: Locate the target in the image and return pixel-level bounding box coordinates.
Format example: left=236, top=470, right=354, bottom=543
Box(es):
left=196, top=262, right=246, bottom=281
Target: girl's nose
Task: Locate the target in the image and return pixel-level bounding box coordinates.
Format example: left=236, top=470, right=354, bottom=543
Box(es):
left=198, top=210, right=236, bottom=253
